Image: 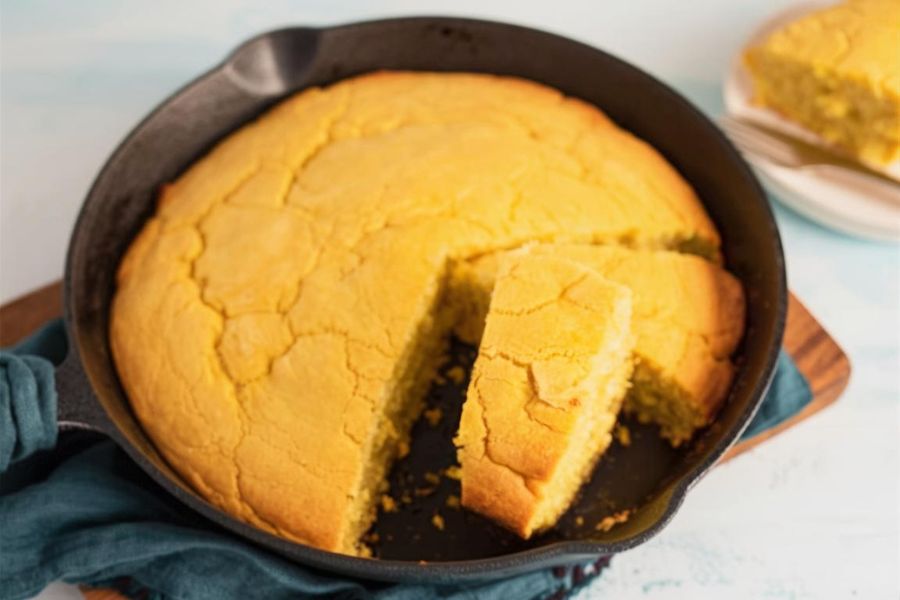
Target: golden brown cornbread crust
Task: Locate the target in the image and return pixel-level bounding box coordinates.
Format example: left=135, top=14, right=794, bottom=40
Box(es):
left=111, top=71, right=725, bottom=554
left=456, top=255, right=634, bottom=537
left=450, top=244, right=746, bottom=444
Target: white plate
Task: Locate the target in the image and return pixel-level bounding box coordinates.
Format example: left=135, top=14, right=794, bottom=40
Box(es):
left=723, top=1, right=900, bottom=242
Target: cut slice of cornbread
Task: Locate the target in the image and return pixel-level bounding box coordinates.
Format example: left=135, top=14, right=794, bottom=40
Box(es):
left=744, top=0, right=900, bottom=166
left=450, top=243, right=745, bottom=446
left=455, top=254, right=634, bottom=538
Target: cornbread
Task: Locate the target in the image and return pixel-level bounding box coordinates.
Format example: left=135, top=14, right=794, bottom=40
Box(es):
left=111, top=71, right=732, bottom=554
left=456, top=255, right=634, bottom=537
left=595, top=509, right=632, bottom=532
left=744, top=0, right=900, bottom=165
left=450, top=244, right=745, bottom=446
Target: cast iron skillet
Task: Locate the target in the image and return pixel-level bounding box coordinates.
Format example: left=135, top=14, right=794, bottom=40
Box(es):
left=54, top=16, right=786, bottom=583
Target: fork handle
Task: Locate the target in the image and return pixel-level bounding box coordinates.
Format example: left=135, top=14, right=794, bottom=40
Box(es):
left=807, top=164, right=900, bottom=207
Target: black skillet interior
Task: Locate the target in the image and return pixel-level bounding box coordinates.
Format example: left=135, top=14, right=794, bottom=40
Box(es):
left=61, top=17, right=785, bottom=582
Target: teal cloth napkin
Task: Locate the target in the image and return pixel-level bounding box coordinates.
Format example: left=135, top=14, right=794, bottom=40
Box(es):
left=0, top=320, right=810, bottom=600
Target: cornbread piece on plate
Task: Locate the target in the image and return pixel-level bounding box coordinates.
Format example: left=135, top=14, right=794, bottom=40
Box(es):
left=451, top=244, right=746, bottom=446
left=111, top=71, right=729, bottom=555
left=456, top=254, right=634, bottom=538
left=744, top=0, right=900, bottom=166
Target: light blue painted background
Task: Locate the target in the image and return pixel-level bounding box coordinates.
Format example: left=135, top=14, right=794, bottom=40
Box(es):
left=1, top=1, right=897, bottom=598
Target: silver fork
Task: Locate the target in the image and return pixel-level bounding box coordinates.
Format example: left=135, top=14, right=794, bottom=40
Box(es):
left=717, top=114, right=900, bottom=189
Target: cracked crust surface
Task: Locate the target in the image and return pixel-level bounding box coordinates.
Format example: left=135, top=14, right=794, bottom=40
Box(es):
left=455, top=255, right=634, bottom=537
left=451, top=244, right=746, bottom=441
left=110, top=71, right=722, bottom=553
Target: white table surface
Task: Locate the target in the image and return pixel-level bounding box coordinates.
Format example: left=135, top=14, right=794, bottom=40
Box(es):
left=2, top=1, right=898, bottom=598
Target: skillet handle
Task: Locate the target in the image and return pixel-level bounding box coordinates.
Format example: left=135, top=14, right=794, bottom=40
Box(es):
left=1, top=321, right=108, bottom=469
left=222, top=27, right=322, bottom=96
left=56, top=346, right=110, bottom=434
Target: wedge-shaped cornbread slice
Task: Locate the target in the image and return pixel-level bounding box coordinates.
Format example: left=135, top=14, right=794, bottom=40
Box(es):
left=744, top=0, right=900, bottom=166
left=455, top=254, right=634, bottom=538
left=450, top=244, right=745, bottom=446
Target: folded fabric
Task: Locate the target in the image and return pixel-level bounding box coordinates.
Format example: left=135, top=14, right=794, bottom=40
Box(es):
left=0, top=321, right=64, bottom=471
left=0, top=320, right=811, bottom=600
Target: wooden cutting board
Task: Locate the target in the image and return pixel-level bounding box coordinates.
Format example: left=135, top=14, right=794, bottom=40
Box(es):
left=0, top=281, right=850, bottom=600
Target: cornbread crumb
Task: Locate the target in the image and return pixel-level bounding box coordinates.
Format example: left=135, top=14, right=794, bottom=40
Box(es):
left=415, top=487, right=437, bottom=498
left=614, top=424, right=631, bottom=447
left=446, top=366, right=466, bottom=385
left=423, top=408, right=443, bottom=427
left=380, top=495, right=398, bottom=513
left=596, top=510, right=631, bottom=532
left=397, top=440, right=410, bottom=459
left=400, top=493, right=412, bottom=505
left=362, top=532, right=380, bottom=544
left=424, top=472, right=441, bottom=486
left=446, top=494, right=461, bottom=509
left=443, top=465, right=462, bottom=480
left=431, top=514, right=446, bottom=531
left=575, top=516, right=585, bottom=526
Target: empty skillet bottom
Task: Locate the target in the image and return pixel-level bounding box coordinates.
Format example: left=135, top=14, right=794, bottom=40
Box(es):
left=370, top=335, right=690, bottom=561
